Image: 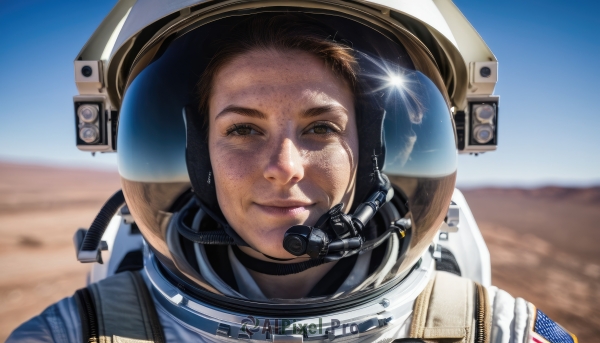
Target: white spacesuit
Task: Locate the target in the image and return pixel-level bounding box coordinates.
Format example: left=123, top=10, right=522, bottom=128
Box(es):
left=9, top=1, right=577, bottom=343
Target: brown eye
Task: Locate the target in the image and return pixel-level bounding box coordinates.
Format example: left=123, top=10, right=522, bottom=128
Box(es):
left=235, top=126, right=252, bottom=135
left=314, top=125, right=328, bottom=134
left=307, top=123, right=335, bottom=135
left=227, top=124, right=259, bottom=136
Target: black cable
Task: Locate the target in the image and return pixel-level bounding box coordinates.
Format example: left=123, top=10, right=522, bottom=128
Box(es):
left=175, top=201, right=236, bottom=245
left=324, top=219, right=410, bottom=262
left=80, top=190, right=125, bottom=252
left=232, top=246, right=328, bottom=275
left=177, top=226, right=236, bottom=245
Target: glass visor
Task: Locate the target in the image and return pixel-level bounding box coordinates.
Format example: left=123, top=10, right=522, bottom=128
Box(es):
left=117, top=13, right=456, bottom=308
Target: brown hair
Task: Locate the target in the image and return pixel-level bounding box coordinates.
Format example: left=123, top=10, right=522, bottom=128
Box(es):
left=196, top=14, right=359, bottom=126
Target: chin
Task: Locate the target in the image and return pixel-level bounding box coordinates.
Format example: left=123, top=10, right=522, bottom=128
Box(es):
left=251, top=225, right=297, bottom=259
left=232, top=210, right=316, bottom=258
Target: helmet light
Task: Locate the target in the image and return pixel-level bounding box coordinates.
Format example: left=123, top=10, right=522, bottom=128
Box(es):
left=77, top=104, right=99, bottom=123
left=474, top=104, right=495, bottom=123
left=79, top=125, right=100, bottom=143
left=472, top=124, right=494, bottom=144
left=73, top=99, right=113, bottom=151
left=456, top=98, right=499, bottom=152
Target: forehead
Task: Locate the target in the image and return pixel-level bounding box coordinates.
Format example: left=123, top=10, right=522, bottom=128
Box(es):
left=210, top=49, right=353, bottom=110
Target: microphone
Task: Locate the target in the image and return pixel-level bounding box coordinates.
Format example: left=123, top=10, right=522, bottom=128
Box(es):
left=282, top=153, right=395, bottom=259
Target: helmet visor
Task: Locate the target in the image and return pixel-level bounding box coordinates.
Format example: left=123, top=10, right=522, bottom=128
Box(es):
left=117, top=11, right=456, bottom=309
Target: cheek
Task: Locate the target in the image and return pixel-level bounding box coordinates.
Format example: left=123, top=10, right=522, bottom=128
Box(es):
left=321, top=134, right=359, bottom=205
left=212, top=144, right=255, bottom=181
left=209, top=138, right=261, bottom=209
left=305, top=143, right=357, bottom=202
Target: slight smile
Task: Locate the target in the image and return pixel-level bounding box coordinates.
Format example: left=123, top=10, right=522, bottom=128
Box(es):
left=254, top=202, right=314, bottom=216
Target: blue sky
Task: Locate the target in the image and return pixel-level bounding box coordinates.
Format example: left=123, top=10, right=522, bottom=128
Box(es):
left=0, top=0, right=598, bottom=187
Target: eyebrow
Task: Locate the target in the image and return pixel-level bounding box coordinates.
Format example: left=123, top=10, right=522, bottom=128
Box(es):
left=215, top=104, right=348, bottom=120
left=303, top=105, right=349, bottom=118
left=215, top=106, right=267, bottom=120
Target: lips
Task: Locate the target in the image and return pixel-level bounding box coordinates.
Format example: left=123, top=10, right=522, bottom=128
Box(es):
left=254, top=201, right=314, bottom=216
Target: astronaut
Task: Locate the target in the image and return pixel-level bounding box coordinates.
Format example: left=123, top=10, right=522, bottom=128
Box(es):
left=9, top=1, right=577, bottom=343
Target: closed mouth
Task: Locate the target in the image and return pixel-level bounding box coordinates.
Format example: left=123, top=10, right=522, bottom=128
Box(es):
left=254, top=202, right=314, bottom=216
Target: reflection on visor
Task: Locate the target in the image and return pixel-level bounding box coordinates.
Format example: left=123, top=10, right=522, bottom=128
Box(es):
left=351, top=52, right=456, bottom=177
left=118, top=36, right=455, bottom=184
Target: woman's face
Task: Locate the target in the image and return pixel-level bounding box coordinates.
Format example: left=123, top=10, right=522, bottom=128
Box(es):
left=208, top=49, right=358, bottom=259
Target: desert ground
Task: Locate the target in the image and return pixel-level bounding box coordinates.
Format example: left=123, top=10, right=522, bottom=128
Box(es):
left=0, top=162, right=598, bottom=341
left=464, top=187, right=600, bottom=341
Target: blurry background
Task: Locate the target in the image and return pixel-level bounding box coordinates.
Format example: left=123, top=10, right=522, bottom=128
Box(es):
left=0, top=0, right=598, bottom=341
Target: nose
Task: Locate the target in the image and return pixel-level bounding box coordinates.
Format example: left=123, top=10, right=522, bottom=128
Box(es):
left=263, top=138, right=305, bottom=185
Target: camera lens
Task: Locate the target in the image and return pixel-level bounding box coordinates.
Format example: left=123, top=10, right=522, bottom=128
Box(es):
left=474, top=104, right=495, bottom=123
left=472, top=124, right=494, bottom=144
left=79, top=125, right=99, bottom=143
left=77, top=104, right=99, bottom=123
left=81, top=66, right=93, bottom=77
left=480, top=66, right=492, bottom=78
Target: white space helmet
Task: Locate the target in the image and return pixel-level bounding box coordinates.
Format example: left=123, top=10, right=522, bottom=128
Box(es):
left=73, top=0, right=498, bottom=334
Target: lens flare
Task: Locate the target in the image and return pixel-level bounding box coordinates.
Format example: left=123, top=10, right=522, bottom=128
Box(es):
left=388, top=75, right=405, bottom=88
left=356, top=51, right=425, bottom=124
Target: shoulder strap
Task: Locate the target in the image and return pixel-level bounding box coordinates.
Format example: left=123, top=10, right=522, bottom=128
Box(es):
left=74, top=271, right=165, bottom=343
left=409, top=271, right=491, bottom=343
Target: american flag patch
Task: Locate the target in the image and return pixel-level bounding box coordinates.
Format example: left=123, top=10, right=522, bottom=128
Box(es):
left=529, top=309, right=577, bottom=343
